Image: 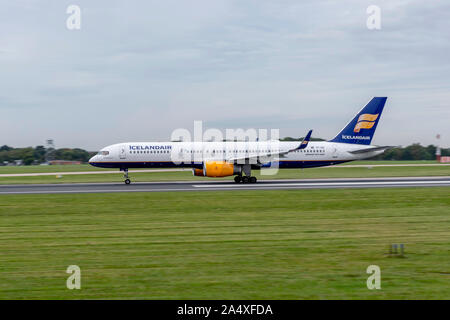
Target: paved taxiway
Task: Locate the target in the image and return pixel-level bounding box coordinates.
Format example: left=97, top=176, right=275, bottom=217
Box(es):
left=0, top=176, right=449, bottom=194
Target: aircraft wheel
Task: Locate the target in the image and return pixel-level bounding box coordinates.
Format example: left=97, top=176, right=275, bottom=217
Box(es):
left=242, top=176, right=250, bottom=184
left=125, top=179, right=131, bottom=185
left=234, top=176, right=242, bottom=183
left=249, top=176, right=257, bottom=183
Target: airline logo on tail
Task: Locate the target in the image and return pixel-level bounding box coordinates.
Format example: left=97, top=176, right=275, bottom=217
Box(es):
left=353, top=113, right=379, bottom=133
left=329, top=97, right=387, bottom=145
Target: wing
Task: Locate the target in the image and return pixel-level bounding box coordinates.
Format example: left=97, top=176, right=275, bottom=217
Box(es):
left=226, top=130, right=313, bottom=164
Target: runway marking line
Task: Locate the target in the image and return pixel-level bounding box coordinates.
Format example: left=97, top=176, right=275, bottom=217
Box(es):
left=193, top=180, right=450, bottom=188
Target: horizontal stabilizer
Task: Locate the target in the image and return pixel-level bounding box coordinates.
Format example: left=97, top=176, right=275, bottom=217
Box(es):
left=348, top=146, right=396, bottom=154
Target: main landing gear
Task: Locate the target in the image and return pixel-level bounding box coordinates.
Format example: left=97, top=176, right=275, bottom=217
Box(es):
left=234, top=175, right=257, bottom=184
left=123, top=168, right=131, bottom=185
left=234, top=164, right=257, bottom=183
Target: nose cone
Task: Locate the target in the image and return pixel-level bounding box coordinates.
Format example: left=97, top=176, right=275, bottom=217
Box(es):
left=88, top=155, right=98, bottom=165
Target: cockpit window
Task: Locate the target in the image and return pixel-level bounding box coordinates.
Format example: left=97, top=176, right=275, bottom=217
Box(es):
left=97, top=151, right=109, bottom=156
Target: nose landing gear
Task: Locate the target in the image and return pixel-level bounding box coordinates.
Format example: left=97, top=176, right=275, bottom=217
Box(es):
left=123, top=168, right=131, bottom=185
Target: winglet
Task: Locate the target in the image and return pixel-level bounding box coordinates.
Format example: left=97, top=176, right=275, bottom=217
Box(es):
left=297, top=130, right=312, bottom=150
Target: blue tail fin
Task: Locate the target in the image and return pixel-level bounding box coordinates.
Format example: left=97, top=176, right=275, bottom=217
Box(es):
left=329, top=97, right=387, bottom=145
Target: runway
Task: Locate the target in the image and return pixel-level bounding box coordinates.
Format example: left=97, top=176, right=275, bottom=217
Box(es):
left=1, top=176, right=449, bottom=194
left=1, top=164, right=449, bottom=177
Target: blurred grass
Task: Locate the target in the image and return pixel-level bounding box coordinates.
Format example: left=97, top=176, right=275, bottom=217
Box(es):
left=0, top=187, right=449, bottom=299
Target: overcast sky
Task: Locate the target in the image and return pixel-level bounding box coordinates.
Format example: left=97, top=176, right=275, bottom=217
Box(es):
left=1, top=0, right=449, bottom=150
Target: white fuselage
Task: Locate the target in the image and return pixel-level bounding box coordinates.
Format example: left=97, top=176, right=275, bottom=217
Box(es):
left=89, top=141, right=384, bottom=170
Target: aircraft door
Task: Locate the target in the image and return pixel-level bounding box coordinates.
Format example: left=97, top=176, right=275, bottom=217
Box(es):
left=119, top=145, right=127, bottom=159
left=332, top=147, right=338, bottom=159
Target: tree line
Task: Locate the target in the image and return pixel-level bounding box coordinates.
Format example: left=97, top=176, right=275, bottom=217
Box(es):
left=372, top=144, right=449, bottom=161
left=280, top=138, right=449, bottom=160
left=0, top=145, right=94, bottom=165
left=0, top=142, right=448, bottom=165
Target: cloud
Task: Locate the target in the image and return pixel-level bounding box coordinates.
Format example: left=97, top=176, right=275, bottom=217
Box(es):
left=0, top=0, right=449, bottom=150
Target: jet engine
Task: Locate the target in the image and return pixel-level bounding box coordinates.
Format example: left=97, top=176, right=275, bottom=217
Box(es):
left=192, top=161, right=241, bottom=177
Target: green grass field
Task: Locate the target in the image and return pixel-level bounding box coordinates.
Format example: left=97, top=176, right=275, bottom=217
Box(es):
left=0, top=160, right=440, bottom=174
left=0, top=161, right=448, bottom=185
left=1, top=187, right=449, bottom=299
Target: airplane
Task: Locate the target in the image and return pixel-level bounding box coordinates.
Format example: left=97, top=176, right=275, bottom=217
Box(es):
left=89, top=97, right=390, bottom=184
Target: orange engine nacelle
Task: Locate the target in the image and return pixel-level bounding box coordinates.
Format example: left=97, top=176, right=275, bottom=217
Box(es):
left=192, top=161, right=239, bottom=177
left=204, top=161, right=235, bottom=177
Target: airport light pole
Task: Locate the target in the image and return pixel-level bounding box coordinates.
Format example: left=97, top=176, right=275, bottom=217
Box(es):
left=45, top=139, right=56, bottom=164
left=435, top=134, right=441, bottom=163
